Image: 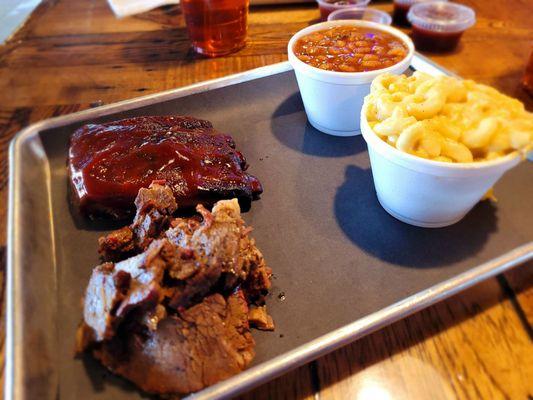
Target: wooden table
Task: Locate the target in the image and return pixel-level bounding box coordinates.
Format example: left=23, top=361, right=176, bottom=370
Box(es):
left=0, top=0, right=531, bottom=398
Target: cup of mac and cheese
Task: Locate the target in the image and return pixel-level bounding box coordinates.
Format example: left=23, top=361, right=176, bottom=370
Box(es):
left=361, top=72, right=532, bottom=227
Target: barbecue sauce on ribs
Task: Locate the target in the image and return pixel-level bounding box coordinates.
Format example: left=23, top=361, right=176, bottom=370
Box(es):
left=69, top=116, right=263, bottom=219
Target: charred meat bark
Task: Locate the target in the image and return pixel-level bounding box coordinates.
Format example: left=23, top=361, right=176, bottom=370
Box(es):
left=165, top=199, right=272, bottom=308
left=98, top=182, right=177, bottom=261
left=69, top=116, right=263, bottom=219
left=248, top=305, right=275, bottom=331
left=99, top=184, right=272, bottom=308
left=77, top=189, right=273, bottom=396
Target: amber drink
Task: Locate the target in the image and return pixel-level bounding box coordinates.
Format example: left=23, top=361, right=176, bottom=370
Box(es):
left=523, top=51, right=533, bottom=95
left=181, top=0, right=249, bottom=57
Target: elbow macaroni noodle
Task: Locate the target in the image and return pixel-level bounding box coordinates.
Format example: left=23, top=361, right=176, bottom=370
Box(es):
left=364, top=72, right=533, bottom=163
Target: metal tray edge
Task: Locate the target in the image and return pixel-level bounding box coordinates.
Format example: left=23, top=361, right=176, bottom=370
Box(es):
left=4, top=52, right=448, bottom=152
left=6, top=54, right=529, bottom=400
left=6, top=132, right=18, bottom=400
left=191, top=244, right=533, bottom=400
left=4, top=52, right=452, bottom=151
left=410, top=52, right=459, bottom=78
left=6, top=129, right=59, bottom=400
left=7, top=62, right=294, bottom=150
left=5, top=60, right=293, bottom=400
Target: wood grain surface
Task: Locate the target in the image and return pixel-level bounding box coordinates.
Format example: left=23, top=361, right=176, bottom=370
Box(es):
left=0, top=0, right=532, bottom=399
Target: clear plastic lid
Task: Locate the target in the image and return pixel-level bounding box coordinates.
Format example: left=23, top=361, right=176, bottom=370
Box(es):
left=408, top=1, right=476, bottom=32
left=316, top=0, right=371, bottom=8
left=328, top=7, right=392, bottom=25
left=393, top=0, right=446, bottom=6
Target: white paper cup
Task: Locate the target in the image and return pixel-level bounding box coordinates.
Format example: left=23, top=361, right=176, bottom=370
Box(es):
left=360, top=108, right=522, bottom=227
left=288, top=20, right=414, bottom=136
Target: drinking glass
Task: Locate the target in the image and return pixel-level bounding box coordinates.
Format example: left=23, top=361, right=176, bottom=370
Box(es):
left=181, top=0, right=249, bottom=57
left=522, top=50, right=533, bottom=95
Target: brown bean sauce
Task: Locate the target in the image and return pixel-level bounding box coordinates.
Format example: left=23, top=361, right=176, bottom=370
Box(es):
left=293, top=26, right=408, bottom=72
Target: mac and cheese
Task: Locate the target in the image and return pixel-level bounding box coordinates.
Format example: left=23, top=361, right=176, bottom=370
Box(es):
left=364, top=72, right=533, bottom=162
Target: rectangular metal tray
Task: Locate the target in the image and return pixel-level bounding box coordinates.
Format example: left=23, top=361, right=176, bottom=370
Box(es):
left=7, top=55, right=533, bottom=400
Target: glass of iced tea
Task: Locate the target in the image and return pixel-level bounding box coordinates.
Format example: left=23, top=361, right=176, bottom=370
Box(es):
left=181, top=0, right=249, bottom=57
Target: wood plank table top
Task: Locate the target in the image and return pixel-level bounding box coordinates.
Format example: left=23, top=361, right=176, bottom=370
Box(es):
left=0, top=0, right=531, bottom=398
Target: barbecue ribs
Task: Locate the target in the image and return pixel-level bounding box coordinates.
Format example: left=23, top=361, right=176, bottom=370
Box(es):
left=69, top=116, right=263, bottom=219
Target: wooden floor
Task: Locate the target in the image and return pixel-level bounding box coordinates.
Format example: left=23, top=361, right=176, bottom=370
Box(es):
left=0, top=0, right=532, bottom=399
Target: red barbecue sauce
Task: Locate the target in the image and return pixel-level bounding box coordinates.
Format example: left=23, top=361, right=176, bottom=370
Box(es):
left=68, top=116, right=262, bottom=218
left=411, top=25, right=463, bottom=52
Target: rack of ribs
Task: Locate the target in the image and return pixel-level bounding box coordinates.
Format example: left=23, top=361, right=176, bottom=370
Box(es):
left=69, top=116, right=263, bottom=219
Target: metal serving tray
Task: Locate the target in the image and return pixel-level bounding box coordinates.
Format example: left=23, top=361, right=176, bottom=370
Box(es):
left=7, top=55, right=533, bottom=400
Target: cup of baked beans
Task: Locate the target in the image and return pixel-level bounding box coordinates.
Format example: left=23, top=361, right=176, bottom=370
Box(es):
left=288, top=21, right=414, bottom=136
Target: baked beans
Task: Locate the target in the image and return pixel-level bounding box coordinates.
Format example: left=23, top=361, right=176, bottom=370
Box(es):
left=293, top=26, right=408, bottom=72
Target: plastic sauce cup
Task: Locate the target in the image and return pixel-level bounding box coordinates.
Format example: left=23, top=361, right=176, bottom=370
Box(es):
left=328, top=7, right=393, bottom=25
left=288, top=20, right=414, bottom=136
left=316, top=0, right=371, bottom=21
left=392, top=0, right=447, bottom=27
left=408, top=1, right=476, bottom=52
left=360, top=108, right=521, bottom=227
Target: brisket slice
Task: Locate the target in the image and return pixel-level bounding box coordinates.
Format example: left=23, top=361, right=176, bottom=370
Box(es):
left=78, top=193, right=273, bottom=395
left=81, top=240, right=169, bottom=344
left=69, top=115, right=263, bottom=220
left=81, top=238, right=226, bottom=346
left=98, top=182, right=177, bottom=261
left=165, top=199, right=271, bottom=308
left=99, top=183, right=272, bottom=309
left=93, top=291, right=254, bottom=395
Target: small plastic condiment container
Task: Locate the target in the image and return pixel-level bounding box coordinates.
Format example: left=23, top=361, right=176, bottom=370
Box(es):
left=360, top=109, right=521, bottom=227
left=328, top=7, right=392, bottom=25
left=408, top=2, right=476, bottom=52
left=392, top=0, right=446, bottom=27
left=316, top=0, right=370, bottom=21
left=287, top=20, right=414, bottom=136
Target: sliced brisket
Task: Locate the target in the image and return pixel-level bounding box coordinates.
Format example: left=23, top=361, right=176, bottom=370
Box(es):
left=98, top=182, right=177, bottom=261
left=93, top=290, right=254, bottom=395
left=77, top=190, right=273, bottom=396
